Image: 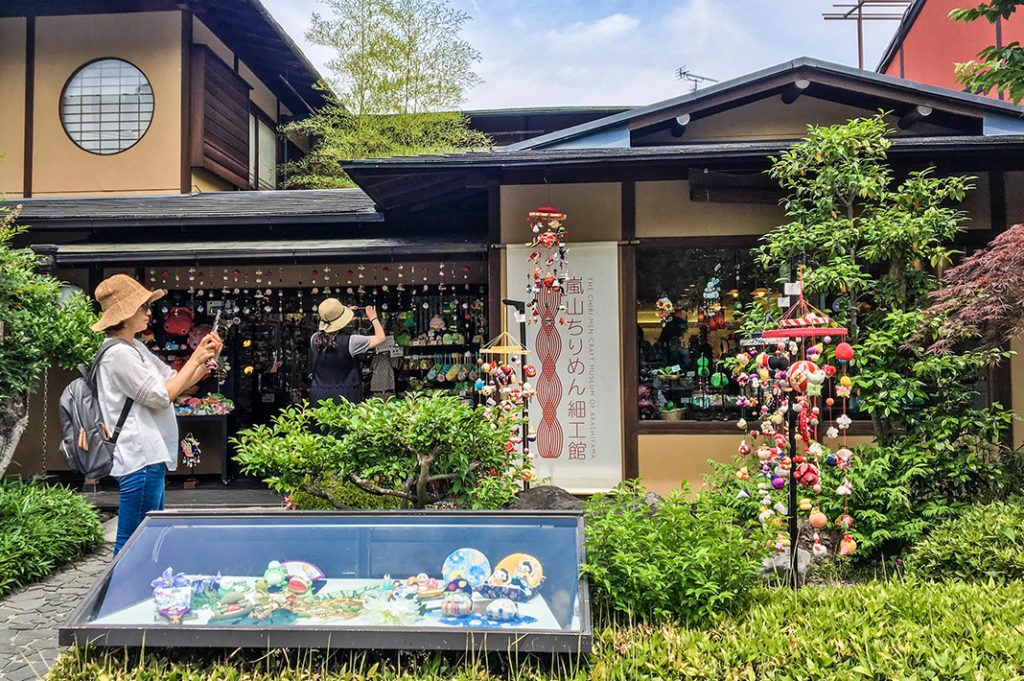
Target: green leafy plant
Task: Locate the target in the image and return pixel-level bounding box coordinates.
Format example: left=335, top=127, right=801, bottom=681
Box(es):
left=1, top=203, right=102, bottom=475
left=50, top=579, right=1024, bottom=680
left=0, top=478, right=104, bottom=595
left=950, top=0, right=1024, bottom=103
left=581, top=480, right=772, bottom=622
left=278, top=0, right=489, bottom=188
left=233, top=392, right=531, bottom=510
left=727, top=113, right=1015, bottom=567
left=908, top=499, right=1024, bottom=582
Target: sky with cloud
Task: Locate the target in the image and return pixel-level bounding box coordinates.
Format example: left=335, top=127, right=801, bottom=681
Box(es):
left=261, top=0, right=910, bottom=110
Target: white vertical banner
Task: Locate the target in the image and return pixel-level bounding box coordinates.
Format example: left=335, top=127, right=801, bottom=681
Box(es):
left=506, top=242, right=622, bottom=493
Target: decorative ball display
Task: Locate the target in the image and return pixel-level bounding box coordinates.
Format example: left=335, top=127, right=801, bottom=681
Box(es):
left=441, top=591, right=473, bottom=617
left=731, top=268, right=857, bottom=561
left=485, top=598, right=519, bottom=621
left=787, top=360, right=824, bottom=393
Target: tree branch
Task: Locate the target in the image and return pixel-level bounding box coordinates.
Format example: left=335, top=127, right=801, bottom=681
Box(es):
left=301, top=480, right=354, bottom=510
left=348, top=473, right=415, bottom=502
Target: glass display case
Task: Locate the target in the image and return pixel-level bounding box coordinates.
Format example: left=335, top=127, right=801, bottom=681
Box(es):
left=60, top=511, right=590, bottom=653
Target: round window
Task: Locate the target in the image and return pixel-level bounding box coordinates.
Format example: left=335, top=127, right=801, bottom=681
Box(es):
left=60, top=58, right=154, bottom=154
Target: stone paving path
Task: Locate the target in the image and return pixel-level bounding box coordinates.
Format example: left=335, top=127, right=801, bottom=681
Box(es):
left=0, top=519, right=115, bottom=681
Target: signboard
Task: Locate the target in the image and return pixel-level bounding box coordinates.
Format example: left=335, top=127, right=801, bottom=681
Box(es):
left=506, top=242, right=622, bottom=493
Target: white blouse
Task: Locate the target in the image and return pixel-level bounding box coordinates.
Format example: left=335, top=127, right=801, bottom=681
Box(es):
left=95, top=339, right=179, bottom=477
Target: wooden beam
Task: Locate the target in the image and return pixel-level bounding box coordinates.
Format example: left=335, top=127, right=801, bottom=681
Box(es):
left=23, top=15, right=34, bottom=198
left=990, top=169, right=1006, bottom=234
left=669, top=113, right=690, bottom=138
left=487, top=181, right=502, bottom=340
left=897, top=105, right=933, bottom=130
left=181, top=7, right=192, bottom=193
left=621, top=179, right=639, bottom=480
left=628, top=70, right=804, bottom=130
left=781, top=79, right=811, bottom=104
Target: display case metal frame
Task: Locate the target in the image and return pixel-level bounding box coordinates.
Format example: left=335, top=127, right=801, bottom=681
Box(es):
left=60, top=509, right=591, bottom=654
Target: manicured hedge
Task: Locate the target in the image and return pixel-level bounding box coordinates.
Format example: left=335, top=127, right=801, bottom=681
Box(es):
left=908, top=498, right=1024, bottom=582
left=0, top=478, right=104, bottom=595
left=48, top=579, right=1024, bottom=680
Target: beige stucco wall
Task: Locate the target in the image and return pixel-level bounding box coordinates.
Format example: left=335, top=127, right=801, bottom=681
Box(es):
left=240, top=62, right=277, bottom=121
left=654, top=97, right=959, bottom=144
left=960, top=171, right=991, bottom=230
left=0, top=17, right=27, bottom=198
left=193, top=16, right=233, bottom=67
left=636, top=179, right=785, bottom=238
left=500, top=183, right=620, bottom=244
left=32, top=12, right=182, bottom=197
left=639, top=433, right=876, bottom=497
left=1005, top=172, right=1024, bottom=226
left=191, top=167, right=234, bottom=193
left=1013, top=334, right=1024, bottom=451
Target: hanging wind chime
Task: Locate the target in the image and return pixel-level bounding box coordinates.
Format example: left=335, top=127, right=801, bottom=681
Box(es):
left=733, top=268, right=857, bottom=583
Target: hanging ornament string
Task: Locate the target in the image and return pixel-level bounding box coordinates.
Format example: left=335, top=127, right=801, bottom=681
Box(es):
left=733, top=265, right=857, bottom=572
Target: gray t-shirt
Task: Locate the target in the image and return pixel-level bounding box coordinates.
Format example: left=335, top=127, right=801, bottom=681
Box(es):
left=348, top=334, right=372, bottom=357
left=310, top=333, right=371, bottom=357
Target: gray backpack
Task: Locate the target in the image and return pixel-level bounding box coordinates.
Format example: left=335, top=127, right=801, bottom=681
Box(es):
left=58, top=339, right=136, bottom=479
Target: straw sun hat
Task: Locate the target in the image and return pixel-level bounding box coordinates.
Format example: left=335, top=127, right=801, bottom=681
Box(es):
left=91, top=274, right=165, bottom=332
left=318, top=298, right=355, bottom=333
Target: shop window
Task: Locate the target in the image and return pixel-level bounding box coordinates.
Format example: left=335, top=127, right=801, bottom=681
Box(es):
left=60, top=58, right=154, bottom=154
left=637, top=247, right=766, bottom=422
left=637, top=247, right=879, bottom=423
left=249, top=111, right=278, bottom=190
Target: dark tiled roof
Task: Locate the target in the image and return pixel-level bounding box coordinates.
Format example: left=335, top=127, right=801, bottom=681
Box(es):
left=500, top=57, right=1024, bottom=151
left=344, top=135, right=1024, bottom=170
left=12, top=189, right=381, bottom=229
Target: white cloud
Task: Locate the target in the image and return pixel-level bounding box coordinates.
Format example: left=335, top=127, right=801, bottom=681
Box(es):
left=261, top=0, right=908, bottom=110
left=545, top=13, right=641, bottom=47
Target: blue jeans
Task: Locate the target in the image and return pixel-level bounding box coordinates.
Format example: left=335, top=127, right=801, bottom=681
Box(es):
left=114, top=463, right=166, bottom=555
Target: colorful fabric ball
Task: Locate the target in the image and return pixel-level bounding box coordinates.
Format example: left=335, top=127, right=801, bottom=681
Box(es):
left=485, top=598, right=519, bottom=621
left=788, top=360, right=824, bottom=393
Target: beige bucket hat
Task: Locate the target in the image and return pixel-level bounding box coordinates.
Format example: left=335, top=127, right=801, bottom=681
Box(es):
left=91, top=274, right=165, bottom=332
left=318, top=297, right=355, bottom=333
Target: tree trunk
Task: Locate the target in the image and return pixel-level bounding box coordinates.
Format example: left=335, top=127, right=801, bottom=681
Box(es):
left=0, top=394, right=29, bottom=478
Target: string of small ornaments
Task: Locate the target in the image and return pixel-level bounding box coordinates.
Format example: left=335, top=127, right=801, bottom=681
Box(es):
left=474, top=334, right=538, bottom=485
left=525, top=207, right=569, bottom=325
left=733, top=272, right=858, bottom=559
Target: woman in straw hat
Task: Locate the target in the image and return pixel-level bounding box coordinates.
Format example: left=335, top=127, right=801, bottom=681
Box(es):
left=91, top=274, right=222, bottom=554
left=310, top=299, right=386, bottom=404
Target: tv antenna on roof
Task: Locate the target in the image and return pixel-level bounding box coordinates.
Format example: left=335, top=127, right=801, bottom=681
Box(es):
left=675, top=67, right=718, bottom=93
left=823, top=1, right=912, bottom=69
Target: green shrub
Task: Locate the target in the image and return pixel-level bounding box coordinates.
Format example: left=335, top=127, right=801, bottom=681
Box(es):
left=0, top=478, right=103, bottom=595
left=908, top=499, right=1024, bottom=582
left=233, top=392, right=531, bottom=510
left=287, top=477, right=402, bottom=510
left=706, top=438, right=1009, bottom=573
left=581, top=480, right=772, bottom=623
left=50, top=580, right=1024, bottom=680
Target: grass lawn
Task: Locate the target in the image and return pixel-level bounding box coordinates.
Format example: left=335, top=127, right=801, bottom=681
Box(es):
left=49, top=578, right=1024, bottom=680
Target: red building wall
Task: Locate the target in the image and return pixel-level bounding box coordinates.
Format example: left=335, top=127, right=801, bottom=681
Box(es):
left=880, top=0, right=1024, bottom=97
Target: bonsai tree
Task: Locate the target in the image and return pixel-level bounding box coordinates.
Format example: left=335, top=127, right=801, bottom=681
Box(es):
left=233, top=392, right=533, bottom=509
left=0, top=203, right=101, bottom=476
